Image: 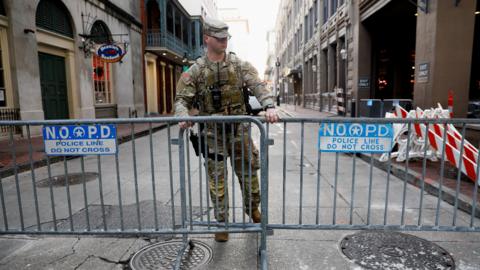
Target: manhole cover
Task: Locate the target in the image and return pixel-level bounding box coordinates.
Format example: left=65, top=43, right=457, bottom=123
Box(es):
left=36, top=172, right=98, bottom=188
left=340, top=231, right=455, bottom=270
left=129, top=240, right=212, bottom=270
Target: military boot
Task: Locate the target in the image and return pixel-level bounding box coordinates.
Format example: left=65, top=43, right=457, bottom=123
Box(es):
left=247, top=208, right=261, bottom=223
left=214, top=232, right=229, bottom=242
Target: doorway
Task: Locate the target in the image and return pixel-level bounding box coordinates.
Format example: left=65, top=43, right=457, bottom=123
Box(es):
left=39, top=52, right=69, bottom=119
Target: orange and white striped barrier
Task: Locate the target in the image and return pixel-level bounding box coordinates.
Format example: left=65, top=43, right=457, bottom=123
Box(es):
left=392, top=104, right=479, bottom=184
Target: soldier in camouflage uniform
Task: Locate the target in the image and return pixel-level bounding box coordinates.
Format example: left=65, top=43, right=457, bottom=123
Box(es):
left=174, top=18, right=278, bottom=242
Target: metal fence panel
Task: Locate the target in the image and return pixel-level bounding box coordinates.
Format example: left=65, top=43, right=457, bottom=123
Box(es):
left=0, top=116, right=269, bottom=269
left=4, top=116, right=480, bottom=269
left=265, top=117, right=480, bottom=233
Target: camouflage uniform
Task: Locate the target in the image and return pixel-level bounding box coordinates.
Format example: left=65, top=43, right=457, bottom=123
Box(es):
left=174, top=20, right=274, bottom=222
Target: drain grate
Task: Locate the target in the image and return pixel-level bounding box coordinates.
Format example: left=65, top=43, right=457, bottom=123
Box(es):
left=129, top=240, right=212, bottom=270
left=36, top=172, right=98, bottom=187
left=340, top=231, right=455, bottom=270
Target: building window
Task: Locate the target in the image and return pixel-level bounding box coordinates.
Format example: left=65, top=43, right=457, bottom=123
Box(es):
left=199, top=24, right=203, bottom=46
left=191, top=21, right=196, bottom=50
left=183, top=17, right=189, bottom=45
left=93, top=55, right=112, bottom=104
left=167, top=3, right=173, bottom=34
left=299, top=24, right=302, bottom=45
left=90, top=21, right=113, bottom=105
left=0, top=43, right=5, bottom=107
left=323, top=0, right=329, bottom=24
left=175, top=11, right=182, bottom=40
left=314, top=0, right=318, bottom=23
left=35, top=0, right=73, bottom=38
left=330, top=0, right=338, bottom=16
left=309, top=8, right=314, bottom=38
left=0, top=0, right=5, bottom=16
left=146, top=0, right=160, bottom=30
left=304, top=15, right=308, bottom=41
left=90, top=21, right=112, bottom=44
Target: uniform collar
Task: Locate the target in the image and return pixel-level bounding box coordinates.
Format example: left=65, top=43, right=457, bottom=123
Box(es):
left=203, top=52, right=231, bottom=68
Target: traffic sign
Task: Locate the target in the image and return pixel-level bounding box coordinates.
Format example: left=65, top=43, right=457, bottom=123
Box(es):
left=43, top=124, right=117, bottom=156
left=318, top=123, right=393, bottom=153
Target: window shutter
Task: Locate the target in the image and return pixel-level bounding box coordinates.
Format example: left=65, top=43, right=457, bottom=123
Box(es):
left=35, top=0, right=73, bottom=38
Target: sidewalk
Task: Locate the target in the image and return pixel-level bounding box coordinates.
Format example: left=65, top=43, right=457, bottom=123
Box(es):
left=277, top=103, right=336, bottom=118
left=278, top=103, right=480, bottom=219
left=0, top=121, right=168, bottom=178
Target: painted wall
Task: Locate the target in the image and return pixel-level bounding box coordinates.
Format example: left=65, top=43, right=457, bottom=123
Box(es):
left=4, top=0, right=144, bottom=126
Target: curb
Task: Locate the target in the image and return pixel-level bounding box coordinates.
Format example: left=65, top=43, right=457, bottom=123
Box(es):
left=0, top=123, right=168, bottom=178
left=358, top=153, right=480, bottom=219
left=277, top=107, right=295, bottom=117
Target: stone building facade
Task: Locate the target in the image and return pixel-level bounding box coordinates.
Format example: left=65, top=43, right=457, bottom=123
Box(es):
left=272, top=0, right=480, bottom=117
left=0, top=0, right=144, bottom=136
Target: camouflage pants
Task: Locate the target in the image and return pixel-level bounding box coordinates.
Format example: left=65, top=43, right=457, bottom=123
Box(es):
left=205, top=123, right=260, bottom=222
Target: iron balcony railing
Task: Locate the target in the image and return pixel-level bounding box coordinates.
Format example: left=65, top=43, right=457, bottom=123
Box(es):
left=146, top=29, right=203, bottom=60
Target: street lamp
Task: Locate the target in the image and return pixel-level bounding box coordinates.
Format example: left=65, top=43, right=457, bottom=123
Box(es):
left=275, top=58, right=281, bottom=106
left=340, top=47, right=347, bottom=116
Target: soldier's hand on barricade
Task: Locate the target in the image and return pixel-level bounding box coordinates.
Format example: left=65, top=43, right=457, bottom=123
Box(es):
left=265, top=108, right=279, bottom=123
left=179, top=121, right=193, bottom=129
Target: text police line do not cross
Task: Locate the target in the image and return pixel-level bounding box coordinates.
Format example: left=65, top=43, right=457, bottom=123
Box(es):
left=318, top=123, right=394, bottom=153
left=43, top=124, right=117, bottom=156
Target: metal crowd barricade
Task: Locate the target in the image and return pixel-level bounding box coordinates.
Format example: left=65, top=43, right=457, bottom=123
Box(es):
left=264, top=117, right=480, bottom=233
left=0, top=116, right=268, bottom=270
left=4, top=115, right=480, bottom=269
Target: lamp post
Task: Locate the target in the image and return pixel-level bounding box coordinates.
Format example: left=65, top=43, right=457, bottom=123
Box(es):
left=340, top=48, right=347, bottom=116
left=275, top=58, right=281, bottom=106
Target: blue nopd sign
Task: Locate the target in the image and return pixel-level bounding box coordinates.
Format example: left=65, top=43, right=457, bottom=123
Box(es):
left=318, top=123, right=393, bottom=153
left=43, top=125, right=117, bottom=156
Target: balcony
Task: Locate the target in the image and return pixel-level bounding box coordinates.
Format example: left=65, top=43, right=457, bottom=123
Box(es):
left=146, top=29, right=203, bottom=60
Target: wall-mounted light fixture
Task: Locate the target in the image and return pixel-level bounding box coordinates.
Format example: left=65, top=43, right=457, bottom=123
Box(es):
left=79, top=35, right=95, bottom=57
left=182, top=52, right=188, bottom=63
left=340, top=48, right=347, bottom=60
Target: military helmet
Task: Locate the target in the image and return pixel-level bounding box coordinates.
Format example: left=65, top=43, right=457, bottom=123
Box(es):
left=203, top=17, right=230, bottom=38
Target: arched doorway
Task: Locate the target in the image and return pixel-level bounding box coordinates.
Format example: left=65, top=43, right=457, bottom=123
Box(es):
left=90, top=20, right=116, bottom=118
left=36, top=0, right=74, bottom=119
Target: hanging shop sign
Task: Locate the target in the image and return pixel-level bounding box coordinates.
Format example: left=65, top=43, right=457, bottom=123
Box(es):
left=95, top=43, right=127, bottom=63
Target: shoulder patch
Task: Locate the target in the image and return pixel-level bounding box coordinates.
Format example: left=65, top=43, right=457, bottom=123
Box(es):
left=181, top=72, right=193, bottom=84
